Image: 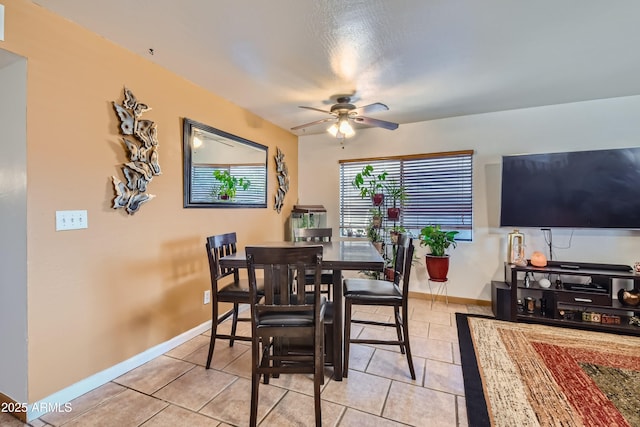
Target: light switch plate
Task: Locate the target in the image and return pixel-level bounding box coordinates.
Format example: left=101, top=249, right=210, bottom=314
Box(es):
left=56, top=210, right=88, bottom=231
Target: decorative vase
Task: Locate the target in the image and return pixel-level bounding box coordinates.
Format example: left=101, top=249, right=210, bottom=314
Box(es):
left=618, top=288, right=640, bottom=307
left=372, top=193, right=384, bottom=206
left=390, top=231, right=400, bottom=244
left=425, top=254, right=449, bottom=281
left=372, top=216, right=382, bottom=227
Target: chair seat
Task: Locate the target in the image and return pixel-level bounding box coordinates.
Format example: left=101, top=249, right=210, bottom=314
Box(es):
left=344, top=278, right=402, bottom=301
left=257, top=300, right=326, bottom=327
left=218, top=278, right=264, bottom=300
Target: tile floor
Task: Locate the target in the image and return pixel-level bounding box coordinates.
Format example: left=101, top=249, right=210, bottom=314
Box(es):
left=2, top=298, right=493, bottom=427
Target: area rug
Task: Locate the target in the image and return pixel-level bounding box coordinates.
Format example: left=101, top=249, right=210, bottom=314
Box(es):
left=456, top=314, right=640, bottom=427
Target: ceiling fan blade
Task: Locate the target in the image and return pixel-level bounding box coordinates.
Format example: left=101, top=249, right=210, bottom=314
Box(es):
left=290, top=117, right=335, bottom=131
left=299, top=106, right=334, bottom=115
left=353, top=116, right=399, bottom=130
left=352, top=102, right=389, bottom=115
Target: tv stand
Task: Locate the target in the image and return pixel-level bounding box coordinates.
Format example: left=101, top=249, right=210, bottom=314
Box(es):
left=492, top=261, right=640, bottom=336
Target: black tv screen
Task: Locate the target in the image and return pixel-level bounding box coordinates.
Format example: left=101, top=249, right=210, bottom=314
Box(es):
left=500, top=147, right=640, bottom=229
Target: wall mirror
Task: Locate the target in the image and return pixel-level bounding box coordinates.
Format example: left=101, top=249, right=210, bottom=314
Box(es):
left=183, top=118, right=268, bottom=208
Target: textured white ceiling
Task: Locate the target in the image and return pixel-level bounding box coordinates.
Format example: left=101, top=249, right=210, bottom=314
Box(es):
left=31, top=0, right=640, bottom=135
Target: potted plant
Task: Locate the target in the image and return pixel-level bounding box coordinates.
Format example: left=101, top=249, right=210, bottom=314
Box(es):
left=419, top=224, right=459, bottom=281
left=384, top=179, right=407, bottom=221
left=388, top=225, right=406, bottom=244
left=369, top=207, right=383, bottom=228
left=212, top=170, right=251, bottom=200
left=352, top=165, right=388, bottom=206
left=366, top=220, right=384, bottom=254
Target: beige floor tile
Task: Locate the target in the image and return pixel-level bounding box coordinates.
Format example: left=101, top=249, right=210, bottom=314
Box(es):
left=153, top=366, right=237, bottom=411
left=431, top=301, right=468, bottom=314
left=428, top=322, right=459, bottom=342
left=408, top=335, right=454, bottom=363
left=346, top=323, right=364, bottom=339
left=364, top=348, right=425, bottom=384
left=406, top=319, right=431, bottom=339
left=182, top=338, right=250, bottom=369
left=466, top=304, right=493, bottom=316
left=453, top=341, right=462, bottom=365
left=215, top=318, right=252, bottom=338
left=63, top=389, right=168, bottom=427
left=338, top=408, right=407, bottom=426
left=374, top=305, right=396, bottom=317
left=351, top=310, right=392, bottom=326
left=383, top=381, right=457, bottom=426
left=424, top=359, right=464, bottom=395
left=220, top=348, right=253, bottom=379
left=344, top=343, right=375, bottom=373
left=258, top=370, right=332, bottom=397
left=321, top=370, right=391, bottom=415
left=260, top=389, right=344, bottom=426
left=457, top=395, right=468, bottom=427
left=141, top=405, right=221, bottom=426
left=165, top=334, right=210, bottom=360
left=352, top=305, right=379, bottom=314
left=40, top=382, right=127, bottom=426
left=410, top=308, right=452, bottom=326
left=355, top=327, right=404, bottom=354
left=114, top=355, right=195, bottom=395
left=199, top=376, right=286, bottom=426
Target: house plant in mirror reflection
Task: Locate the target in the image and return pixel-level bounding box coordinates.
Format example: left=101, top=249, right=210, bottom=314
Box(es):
left=419, top=224, right=458, bottom=281
left=212, top=170, right=250, bottom=200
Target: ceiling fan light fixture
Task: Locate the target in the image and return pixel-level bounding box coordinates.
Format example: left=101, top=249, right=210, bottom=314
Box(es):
left=327, top=123, right=339, bottom=137
left=338, top=117, right=354, bottom=137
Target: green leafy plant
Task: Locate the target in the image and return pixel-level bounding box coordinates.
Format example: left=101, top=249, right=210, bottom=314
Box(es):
left=384, top=179, right=408, bottom=207
left=212, top=170, right=251, bottom=200
left=352, top=165, right=388, bottom=199
left=418, top=224, right=459, bottom=257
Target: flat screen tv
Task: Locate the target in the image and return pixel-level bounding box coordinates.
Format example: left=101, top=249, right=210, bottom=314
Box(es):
left=500, top=147, right=640, bottom=229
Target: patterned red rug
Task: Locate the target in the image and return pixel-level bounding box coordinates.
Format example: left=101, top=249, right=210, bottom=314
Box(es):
left=456, top=314, right=640, bottom=427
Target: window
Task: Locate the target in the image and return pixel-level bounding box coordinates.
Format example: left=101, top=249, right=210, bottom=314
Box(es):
left=339, top=151, right=473, bottom=241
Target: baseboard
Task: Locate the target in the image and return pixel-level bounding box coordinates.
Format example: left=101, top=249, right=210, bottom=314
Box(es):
left=25, top=319, right=213, bottom=421
left=408, top=291, right=491, bottom=306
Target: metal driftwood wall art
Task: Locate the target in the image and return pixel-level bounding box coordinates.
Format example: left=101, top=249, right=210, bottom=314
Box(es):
left=111, top=87, right=161, bottom=214
left=274, top=147, right=289, bottom=213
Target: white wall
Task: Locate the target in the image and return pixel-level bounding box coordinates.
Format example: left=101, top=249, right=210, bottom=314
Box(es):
left=0, top=50, right=28, bottom=402
left=298, top=95, right=640, bottom=301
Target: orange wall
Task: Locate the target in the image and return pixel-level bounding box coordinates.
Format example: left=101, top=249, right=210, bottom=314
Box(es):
left=2, top=0, right=297, bottom=401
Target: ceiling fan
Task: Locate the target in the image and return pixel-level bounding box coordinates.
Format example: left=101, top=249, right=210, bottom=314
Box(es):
left=291, top=95, right=399, bottom=138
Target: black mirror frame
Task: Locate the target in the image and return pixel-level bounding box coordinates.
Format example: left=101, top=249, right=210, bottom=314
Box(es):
left=182, top=118, right=268, bottom=208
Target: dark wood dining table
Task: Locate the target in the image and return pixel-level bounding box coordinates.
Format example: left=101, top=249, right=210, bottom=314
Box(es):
left=218, top=240, right=385, bottom=380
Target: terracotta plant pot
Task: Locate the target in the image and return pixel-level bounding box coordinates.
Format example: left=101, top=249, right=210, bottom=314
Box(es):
left=425, top=254, right=450, bottom=281
left=387, top=207, right=400, bottom=221
left=372, top=193, right=384, bottom=206
left=385, top=267, right=395, bottom=281
left=373, top=241, right=383, bottom=254
left=372, top=216, right=382, bottom=228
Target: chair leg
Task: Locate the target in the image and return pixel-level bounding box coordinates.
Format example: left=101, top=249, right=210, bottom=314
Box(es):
left=229, top=303, right=239, bottom=347
left=402, top=304, right=416, bottom=380
left=315, top=324, right=324, bottom=427
left=250, top=370, right=260, bottom=427
left=206, top=301, right=219, bottom=369
left=343, top=299, right=352, bottom=378
left=393, top=306, right=405, bottom=354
